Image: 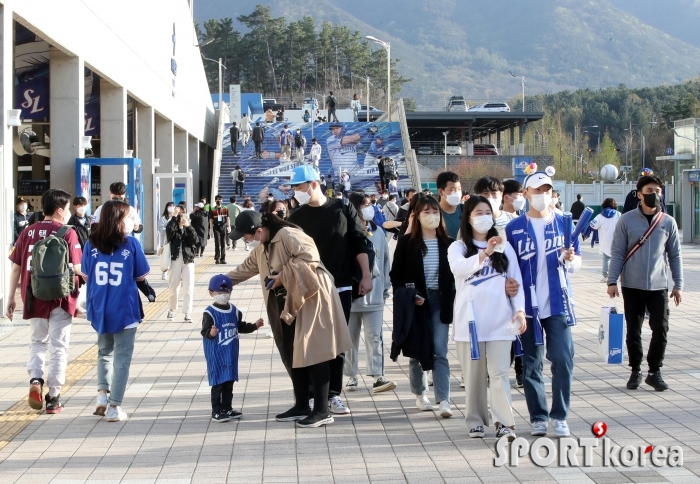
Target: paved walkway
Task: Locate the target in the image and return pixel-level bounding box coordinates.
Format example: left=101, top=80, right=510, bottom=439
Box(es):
left=0, top=241, right=699, bottom=484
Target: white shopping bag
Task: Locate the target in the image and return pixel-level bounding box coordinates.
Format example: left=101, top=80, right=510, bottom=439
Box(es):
left=598, top=304, right=625, bottom=364
left=76, top=284, right=87, bottom=315
left=159, top=243, right=171, bottom=272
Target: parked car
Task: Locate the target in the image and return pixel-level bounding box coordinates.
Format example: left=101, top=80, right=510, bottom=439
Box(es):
left=469, top=102, right=510, bottom=112
left=416, top=144, right=434, bottom=155
left=445, top=143, right=462, bottom=155
left=357, top=105, right=384, bottom=122
left=446, top=97, right=468, bottom=112
left=473, top=143, right=499, bottom=155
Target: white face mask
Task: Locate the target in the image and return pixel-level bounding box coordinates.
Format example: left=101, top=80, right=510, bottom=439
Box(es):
left=445, top=192, right=461, bottom=207
left=247, top=231, right=261, bottom=249
left=512, top=196, right=527, bottom=211
left=61, top=207, right=71, bottom=224
left=167, top=206, right=175, bottom=213
left=18, top=204, right=27, bottom=213
left=213, top=293, right=231, bottom=305
left=420, top=213, right=441, bottom=230
left=471, top=215, right=494, bottom=234
left=529, top=193, right=552, bottom=212
left=361, top=206, right=375, bottom=221
left=294, top=187, right=312, bottom=206
left=76, top=206, right=87, bottom=216
left=487, top=197, right=502, bottom=213
left=123, top=217, right=135, bottom=235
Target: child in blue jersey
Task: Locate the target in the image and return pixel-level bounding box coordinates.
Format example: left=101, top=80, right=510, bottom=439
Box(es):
left=201, top=274, right=263, bottom=422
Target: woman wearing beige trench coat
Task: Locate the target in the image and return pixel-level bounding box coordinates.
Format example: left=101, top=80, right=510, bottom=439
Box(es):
left=227, top=210, right=351, bottom=428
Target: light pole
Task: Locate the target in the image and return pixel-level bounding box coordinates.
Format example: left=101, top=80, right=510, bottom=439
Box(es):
left=202, top=56, right=227, bottom=110
left=366, top=36, right=391, bottom=121
left=583, top=125, right=600, bottom=172
left=443, top=131, right=449, bottom=171
left=626, top=122, right=657, bottom=169
left=509, top=71, right=525, bottom=112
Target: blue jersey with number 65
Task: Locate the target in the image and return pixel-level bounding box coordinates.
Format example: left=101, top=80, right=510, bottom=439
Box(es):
left=82, top=236, right=151, bottom=334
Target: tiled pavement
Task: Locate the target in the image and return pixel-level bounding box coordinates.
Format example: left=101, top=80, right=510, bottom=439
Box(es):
left=0, top=241, right=699, bottom=483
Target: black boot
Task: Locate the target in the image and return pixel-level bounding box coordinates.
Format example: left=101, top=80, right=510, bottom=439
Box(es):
left=645, top=371, right=669, bottom=391
left=626, top=370, right=642, bottom=390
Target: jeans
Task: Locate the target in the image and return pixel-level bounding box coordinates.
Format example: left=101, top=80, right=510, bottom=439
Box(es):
left=211, top=380, right=234, bottom=414
left=212, top=225, right=227, bottom=262
left=344, top=310, right=385, bottom=377
left=234, top=181, right=244, bottom=196
left=621, top=287, right=669, bottom=372
left=521, top=315, right=573, bottom=422
left=602, top=253, right=611, bottom=277
left=409, top=289, right=450, bottom=403
left=97, top=327, right=137, bottom=406
left=27, top=307, right=72, bottom=397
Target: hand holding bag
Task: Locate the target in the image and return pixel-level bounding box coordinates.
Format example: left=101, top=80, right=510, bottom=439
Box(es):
left=159, top=243, right=171, bottom=272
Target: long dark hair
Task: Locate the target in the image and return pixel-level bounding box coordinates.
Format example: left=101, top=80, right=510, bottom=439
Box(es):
left=400, top=192, right=425, bottom=235
left=162, top=202, right=174, bottom=217
left=459, top=195, right=508, bottom=274
left=408, top=195, right=450, bottom=256
left=268, top=200, right=289, bottom=219
left=260, top=212, right=301, bottom=242
left=89, top=201, right=130, bottom=254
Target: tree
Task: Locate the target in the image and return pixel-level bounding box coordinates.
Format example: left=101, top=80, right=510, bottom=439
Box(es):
left=597, top=130, right=621, bottom=172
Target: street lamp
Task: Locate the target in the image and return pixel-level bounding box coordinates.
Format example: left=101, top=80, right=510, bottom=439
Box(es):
left=442, top=131, right=449, bottom=171
left=202, top=55, right=227, bottom=111
left=366, top=35, right=391, bottom=121
left=509, top=71, right=525, bottom=112
left=626, top=122, right=657, bottom=169
left=584, top=126, right=600, bottom=171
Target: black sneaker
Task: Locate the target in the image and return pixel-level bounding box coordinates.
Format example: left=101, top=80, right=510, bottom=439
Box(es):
left=214, top=260, right=220, bottom=265
left=226, top=409, right=243, bottom=420
left=45, top=393, right=63, bottom=414
left=516, top=372, right=523, bottom=388
left=275, top=406, right=309, bottom=422
left=626, top=370, right=643, bottom=390
left=211, top=412, right=231, bottom=422
left=296, top=412, right=334, bottom=428
left=372, top=376, right=397, bottom=393
left=645, top=372, right=669, bottom=391
left=496, top=425, right=516, bottom=441
left=28, top=378, right=44, bottom=410
left=469, top=425, right=485, bottom=438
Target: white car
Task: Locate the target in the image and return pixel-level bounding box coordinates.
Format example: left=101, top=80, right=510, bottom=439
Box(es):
left=445, top=143, right=462, bottom=155
left=469, top=102, right=511, bottom=112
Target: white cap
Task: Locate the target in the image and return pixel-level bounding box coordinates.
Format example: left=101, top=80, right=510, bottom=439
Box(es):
left=196, top=202, right=204, bottom=208
left=524, top=172, right=553, bottom=190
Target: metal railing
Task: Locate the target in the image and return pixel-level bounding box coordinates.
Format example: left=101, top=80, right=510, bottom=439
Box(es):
left=210, top=102, right=229, bottom=200
left=407, top=98, right=544, bottom=113
left=261, top=89, right=383, bottom=111
left=382, top=99, right=422, bottom=189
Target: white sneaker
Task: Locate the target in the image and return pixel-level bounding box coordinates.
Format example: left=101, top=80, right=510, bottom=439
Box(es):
left=166, top=310, right=174, bottom=320
left=460, top=376, right=465, bottom=388
left=265, top=327, right=274, bottom=338
left=184, top=314, right=192, bottom=323
left=345, top=376, right=358, bottom=391
left=552, top=419, right=570, bottom=437
left=439, top=400, right=453, bottom=418
left=531, top=420, right=548, bottom=436
left=329, top=396, right=350, bottom=414
left=161, top=272, right=167, bottom=281
left=93, top=391, right=108, bottom=416
left=106, top=405, right=127, bottom=422
left=600, top=276, right=608, bottom=283
left=416, top=394, right=432, bottom=411
left=427, top=370, right=433, bottom=386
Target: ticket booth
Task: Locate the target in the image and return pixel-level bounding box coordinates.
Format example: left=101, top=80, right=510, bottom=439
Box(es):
left=76, top=157, right=144, bottom=246
left=682, top=169, right=700, bottom=243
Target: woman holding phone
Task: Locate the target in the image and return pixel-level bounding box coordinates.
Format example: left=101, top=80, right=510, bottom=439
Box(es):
left=390, top=196, right=455, bottom=417
left=448, top=195, right=525, bottom=440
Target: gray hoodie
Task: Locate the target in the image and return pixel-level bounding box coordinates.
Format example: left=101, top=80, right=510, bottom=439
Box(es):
left=607, top=206, right=683, bottom=291
left=351, top=223, right=391, bottom=312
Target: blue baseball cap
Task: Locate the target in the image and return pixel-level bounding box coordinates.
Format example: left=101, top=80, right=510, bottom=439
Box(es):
left=289, top=165, right=320, bottom=185
left=208, top=274, right=233, bottom=292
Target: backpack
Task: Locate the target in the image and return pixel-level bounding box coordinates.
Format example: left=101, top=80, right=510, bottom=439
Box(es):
left=238, top=170, right=245, bottom=182
left=328, top=96, right=336, bottom=109
left=30, top=225, right=76, bottom=301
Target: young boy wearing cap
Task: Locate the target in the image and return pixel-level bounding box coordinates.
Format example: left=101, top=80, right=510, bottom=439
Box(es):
left=505, top=172, right=581, bottom=438
left=201, top=274, right=264, bottom=422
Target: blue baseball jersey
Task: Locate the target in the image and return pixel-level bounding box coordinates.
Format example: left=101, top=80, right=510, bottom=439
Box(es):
left=81, top=236, right=151, bottom=334
left=203, top=304, right=240, bottom=386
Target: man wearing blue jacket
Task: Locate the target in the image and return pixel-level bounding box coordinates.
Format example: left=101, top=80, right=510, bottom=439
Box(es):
left=506, top=172, right=581, bottom=438
left=607, top=175, right=682, bottom=392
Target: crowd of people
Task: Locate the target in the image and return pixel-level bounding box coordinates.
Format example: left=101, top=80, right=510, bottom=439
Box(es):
left=5, top=165, right=683, bottom=438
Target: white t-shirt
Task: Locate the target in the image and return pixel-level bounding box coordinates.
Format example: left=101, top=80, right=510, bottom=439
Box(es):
left=590, top=211, right=621, bottom=257
left=92, top=204, right=141, bottom=227
left=529, top=215, right=553, bottom=319
left=310, top=144, right=322, bottom=160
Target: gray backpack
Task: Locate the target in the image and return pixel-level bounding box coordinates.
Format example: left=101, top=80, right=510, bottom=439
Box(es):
left=30, top=225, right=76, bottom=301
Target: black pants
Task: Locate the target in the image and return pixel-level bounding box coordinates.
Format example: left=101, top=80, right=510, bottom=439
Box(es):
left=212, top=226, right=227, bottom=262
left=231, top=139, right=238, bottom=154
left=254, top=140, right=263, bottom=158
left=622, top=287, right=669, bottom=372
left=510, top=344, right=523, bottom=374
left=235, top=181, right=244, bottom=196
left=378, top=168, right=385, bottom=190
left=211, top=380, right=234, bottom=414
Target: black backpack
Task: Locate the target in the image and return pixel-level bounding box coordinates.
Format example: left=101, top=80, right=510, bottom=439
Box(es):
left=328, top=96, right=336, bottom=108
left=295, top=134, right=303, bottom=147
left=238, top=170, right=245, bottom=182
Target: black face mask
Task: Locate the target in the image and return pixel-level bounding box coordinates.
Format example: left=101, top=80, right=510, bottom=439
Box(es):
left=642, top=192, right=661, bottom=209
left=276, top=209, right=286, bottom=219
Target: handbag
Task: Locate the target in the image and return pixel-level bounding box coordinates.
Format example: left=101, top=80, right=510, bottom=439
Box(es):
left=599, top=303, right=625, bottom=364
left=159, top=243, right=171, bottom=272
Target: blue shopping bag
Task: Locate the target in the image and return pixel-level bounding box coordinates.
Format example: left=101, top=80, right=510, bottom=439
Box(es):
left=598, top=304, right=625, bottom=364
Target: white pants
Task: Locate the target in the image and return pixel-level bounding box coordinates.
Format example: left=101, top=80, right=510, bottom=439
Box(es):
left=27, top=307, right=72, bottom=397
left=295, top=147, right=304, bottom=161
left=241, top=130, right=250, bottom=146
left=168, top=257, right=194, bottom=314
left=456, top=340, right=515, bottom=429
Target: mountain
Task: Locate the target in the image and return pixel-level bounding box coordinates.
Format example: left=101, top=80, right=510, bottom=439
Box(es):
left=193, top=0, right=700, bottom=100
